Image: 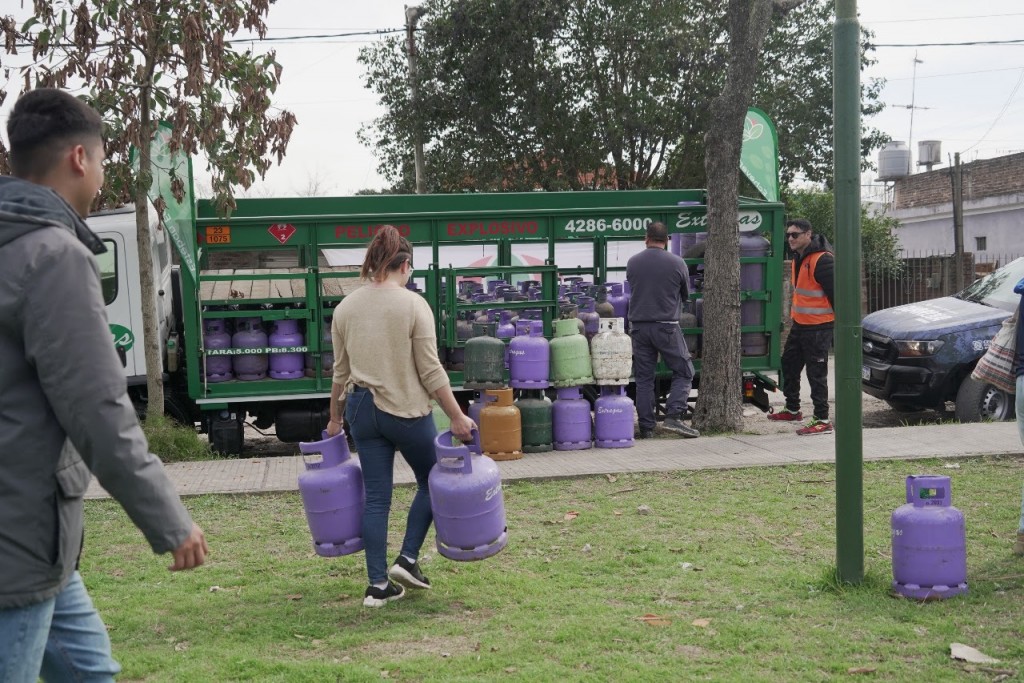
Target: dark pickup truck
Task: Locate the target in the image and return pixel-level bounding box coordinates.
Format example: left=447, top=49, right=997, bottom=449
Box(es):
left=861, top=257, right=1024, bottom=422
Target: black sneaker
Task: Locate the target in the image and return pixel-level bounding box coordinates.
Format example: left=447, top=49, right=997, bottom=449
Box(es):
left=388, top=556, right=431, bottom=589
left=662, top=415, right=700, bottom=438
left=363, top=581, right=405, bottom=608
left=637, top=428, right=655, bottom=439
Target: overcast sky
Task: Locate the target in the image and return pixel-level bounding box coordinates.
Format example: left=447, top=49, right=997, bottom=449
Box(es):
left=1, top=1, right=1021, bottom=195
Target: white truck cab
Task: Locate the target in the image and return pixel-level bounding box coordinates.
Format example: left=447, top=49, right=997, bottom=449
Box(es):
left=87, top=204, right=175, bottom=385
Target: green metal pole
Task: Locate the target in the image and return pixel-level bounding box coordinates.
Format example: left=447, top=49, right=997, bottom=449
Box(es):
left=834, top=0, right=864, bottom=584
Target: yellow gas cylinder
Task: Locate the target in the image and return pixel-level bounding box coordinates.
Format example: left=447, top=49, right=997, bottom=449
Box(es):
left=480, top=388, right=522, bottom=461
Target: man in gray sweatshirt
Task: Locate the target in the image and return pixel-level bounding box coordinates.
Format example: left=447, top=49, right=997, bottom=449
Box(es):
left=626, top=221, right=700, bottom=439
left=0, top=89, right=208, bottom=682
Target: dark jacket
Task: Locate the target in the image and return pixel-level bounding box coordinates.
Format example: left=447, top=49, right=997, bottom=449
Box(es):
left=0, top=176, right=193, bottom=608
left=625, top=246, right=689, bottom=324
left=1014, top=278, right=1024, bottom=378
left=791, top=233, right=835, bottom=330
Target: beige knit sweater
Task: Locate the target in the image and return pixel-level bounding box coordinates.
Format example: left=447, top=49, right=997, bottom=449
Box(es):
left=331, top=285, right=449, bottom=418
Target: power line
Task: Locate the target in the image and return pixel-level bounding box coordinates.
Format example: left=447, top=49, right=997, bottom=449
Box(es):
left=224, top=29, right=402, bottom=44
left=870, top=38, right=1024, bottom=48
left=961, top=68, right=1024, bottom=154
left=884, top=65, right=1024, bottom=81
left=865, top=12, right=1024, bottom=24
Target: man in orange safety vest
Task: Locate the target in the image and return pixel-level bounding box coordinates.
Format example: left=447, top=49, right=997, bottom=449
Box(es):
left=767, top=219, right=835, bottom=435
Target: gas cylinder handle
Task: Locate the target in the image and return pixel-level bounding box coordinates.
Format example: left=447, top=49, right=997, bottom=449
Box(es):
left=434, top=429, right=479, bottom=474
left=905, top=474, right=951, bottom=507
left=299, top=429, right=350, bottom=471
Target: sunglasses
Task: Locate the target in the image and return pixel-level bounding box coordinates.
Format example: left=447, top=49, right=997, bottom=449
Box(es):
left=785, top=231, right=806, bottom=239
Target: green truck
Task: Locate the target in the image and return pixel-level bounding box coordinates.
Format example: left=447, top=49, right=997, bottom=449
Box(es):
left=91, top=134, right=786, bottom=454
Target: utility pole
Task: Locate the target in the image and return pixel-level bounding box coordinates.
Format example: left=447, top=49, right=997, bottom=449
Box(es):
left=834, top=0, right=864, bottom=584
left=951, top=152, right=965, bottom=291
left=405, top=4, right=427, bottom=194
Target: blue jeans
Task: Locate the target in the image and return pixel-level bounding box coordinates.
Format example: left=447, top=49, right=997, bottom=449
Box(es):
left=631, top=322, right=694, bottom=431
left=0, top=571, right=120, bottom=683
left=346, top=386, right=438, bottom=584
left=1016, top=376, right=1024, bottom=533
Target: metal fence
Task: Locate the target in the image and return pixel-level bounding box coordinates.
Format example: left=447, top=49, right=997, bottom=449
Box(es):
left=862, top=251, right=1024, bottom=314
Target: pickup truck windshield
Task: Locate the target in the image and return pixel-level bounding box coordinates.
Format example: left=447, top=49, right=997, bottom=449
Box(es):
left=958, top=256, right=1024, bottom=311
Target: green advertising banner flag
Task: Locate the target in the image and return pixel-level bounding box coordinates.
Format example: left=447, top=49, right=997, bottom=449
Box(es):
left=134, top=123, right=197, bottom=279
left=739, top=107, right=780, bottom=203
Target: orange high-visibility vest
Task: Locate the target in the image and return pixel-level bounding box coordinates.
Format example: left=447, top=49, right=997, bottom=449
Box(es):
left=792, top=251, right=834, bottom=325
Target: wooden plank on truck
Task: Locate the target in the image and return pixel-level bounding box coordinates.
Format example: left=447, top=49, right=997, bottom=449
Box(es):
left=233, top=268, right=254, bottom=299
left=268, top=268, right=290, bottom=299
left=210, top=269, right=233, bottom=300
left=250, top=269, right=271, bottom=299
left=290, top=268, right=306, bottom=298
left=321, top=269, right=343, bottom=298
left=199, top=270, right=216, bottom=300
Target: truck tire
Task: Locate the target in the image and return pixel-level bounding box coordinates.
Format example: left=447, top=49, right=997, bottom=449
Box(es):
left=954, top=376, right=1015, bottom=423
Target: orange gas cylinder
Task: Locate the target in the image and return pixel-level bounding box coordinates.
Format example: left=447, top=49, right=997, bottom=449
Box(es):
left=480, top=388, right=522, bottom=461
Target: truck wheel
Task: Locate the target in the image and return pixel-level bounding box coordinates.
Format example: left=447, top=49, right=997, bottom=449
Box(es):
left=954, top=376, right=1016, bottom=423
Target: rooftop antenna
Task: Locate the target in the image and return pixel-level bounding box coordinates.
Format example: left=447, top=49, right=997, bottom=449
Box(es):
left=908, top=52, right=924, bottom=159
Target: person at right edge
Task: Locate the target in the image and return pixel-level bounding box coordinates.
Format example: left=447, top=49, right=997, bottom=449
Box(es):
left=626, top=221, right=700, bottom=439
left=1012, top=276, right=1024, bottom=557
left=768, top=218, right=835, bottom=435
left=0, top=88, right=208, bottom=683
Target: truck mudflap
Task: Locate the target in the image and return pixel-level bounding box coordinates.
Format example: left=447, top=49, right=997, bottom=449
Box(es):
left=745, top=371, right=776, bottom=412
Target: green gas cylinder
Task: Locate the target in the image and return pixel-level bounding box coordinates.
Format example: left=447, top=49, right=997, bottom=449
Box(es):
left=550, top=318, right=594, bottom=387
left=464, top=322, right=505, bottom=389
left=514, top=389, right=553, bottom=453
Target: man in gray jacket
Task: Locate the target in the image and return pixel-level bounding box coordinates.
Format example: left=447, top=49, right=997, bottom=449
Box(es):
left=0, top=89, right=208, bottom=682
left=626, top=221, right=700, bottom=439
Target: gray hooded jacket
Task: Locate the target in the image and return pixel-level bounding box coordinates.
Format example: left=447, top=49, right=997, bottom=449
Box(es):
left=0, top=176, right=193, bottom=608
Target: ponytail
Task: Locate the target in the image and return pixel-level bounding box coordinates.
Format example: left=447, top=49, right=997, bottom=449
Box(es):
left=361, top=225, right=413, bottom=281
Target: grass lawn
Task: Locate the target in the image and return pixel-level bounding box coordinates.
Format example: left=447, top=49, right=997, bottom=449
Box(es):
left=83, top=456, right=1024, bottom=682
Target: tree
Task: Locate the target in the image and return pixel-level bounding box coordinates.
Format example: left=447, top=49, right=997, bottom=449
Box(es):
left=694, top=0, right=805, bottom=434
left=358, top=0, right=883, bottom=192
left=0, top=1, right=296, bottom=418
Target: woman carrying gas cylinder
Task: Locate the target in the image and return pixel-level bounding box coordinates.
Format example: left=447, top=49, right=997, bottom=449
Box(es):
left=1014, top=276, right=1024, bottom=557
left=327, top=225, right=476, bottom=607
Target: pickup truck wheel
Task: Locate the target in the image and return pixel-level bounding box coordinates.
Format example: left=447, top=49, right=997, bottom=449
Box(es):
left=954, top=376, right=1015, bottom=422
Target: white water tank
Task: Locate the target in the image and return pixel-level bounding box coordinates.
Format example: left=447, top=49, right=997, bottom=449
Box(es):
left=878, top=141, right=911, bottom=181
left=918, top=140, right=941, bottom=166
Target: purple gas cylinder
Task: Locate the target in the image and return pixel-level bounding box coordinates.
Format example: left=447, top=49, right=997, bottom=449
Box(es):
left=740, top=233, right=771, bottom=356
left=552, top=386, right=593, bottom=450
left=201, top=318, right=233, bottom=382
left=430, top=430, right=508, bottom=561
left=297, top=430, right=365, bottom=557
left=495, top=310, right=516, bottom=368
left=891, top=475, right=967, bottom=600
left=232, top=317, right=268, bottom=380
left=509, top=320, right=550, bottom=389
left=606, top=282, right=630, bottom=321
left=576, top=296, right=600, bottom=341
left=595, top=385, right=634, bottom=448
left=591, top=317, right=633, bottom=385
left=305, top=319, right=334, bottom=378
left=679, top=302, right=700, bottom=357
left=268, top=319, right=305, bottom=379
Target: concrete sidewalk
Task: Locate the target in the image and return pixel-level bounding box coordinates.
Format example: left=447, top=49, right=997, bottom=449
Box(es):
left=85, top=420, right=1023, bottom=500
